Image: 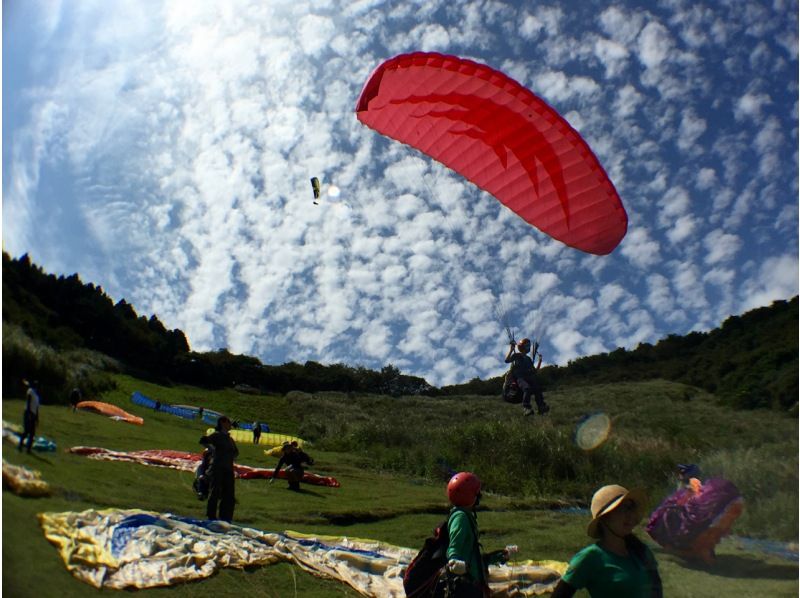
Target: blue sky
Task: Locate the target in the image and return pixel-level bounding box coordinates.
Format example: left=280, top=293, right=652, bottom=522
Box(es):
left=3, top=0, right=798, bottom=386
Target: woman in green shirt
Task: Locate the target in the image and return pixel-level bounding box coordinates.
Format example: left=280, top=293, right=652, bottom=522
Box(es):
left=551, top=484, right=662, bottom=598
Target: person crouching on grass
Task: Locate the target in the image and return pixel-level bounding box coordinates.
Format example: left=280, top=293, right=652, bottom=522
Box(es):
left=269, top=441, right=314, bottom=491
left=551, top=484, right=662, bottom=598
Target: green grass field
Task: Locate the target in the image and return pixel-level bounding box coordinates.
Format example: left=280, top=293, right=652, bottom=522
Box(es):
left=3, top=375, right=798, bottom=597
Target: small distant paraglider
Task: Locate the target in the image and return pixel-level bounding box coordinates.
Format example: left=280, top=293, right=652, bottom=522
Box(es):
left=309, top=178, right=347, bottom=210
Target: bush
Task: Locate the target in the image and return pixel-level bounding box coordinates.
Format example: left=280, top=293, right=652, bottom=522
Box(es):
left=2, top=324, right=117, bottom=404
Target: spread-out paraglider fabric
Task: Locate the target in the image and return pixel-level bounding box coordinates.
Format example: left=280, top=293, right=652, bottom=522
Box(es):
left=68, top=446, right=340, bottom=487
left=646, top=478, right=744, bottom=562
left=77, top=401, right=144, bottom=425
left=130, top=392, right=204, bottom=421
left=210, top=427, right=304, bottom=447
left=3, top=459, right=52, bottom=497
left=2, top=420, right=57, bottom=452
left=39, top=508, right=566, bottom=594
left=355, top=52, right=627, bottom=255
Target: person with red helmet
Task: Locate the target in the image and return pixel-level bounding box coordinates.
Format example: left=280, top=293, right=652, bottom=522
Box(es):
left=505, top=338, right=550, bottom=416
left=445, top=472, right=510, bottom=597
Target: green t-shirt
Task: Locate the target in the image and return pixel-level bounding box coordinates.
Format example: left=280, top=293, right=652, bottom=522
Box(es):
left=561, top=543, right=656, bottom=598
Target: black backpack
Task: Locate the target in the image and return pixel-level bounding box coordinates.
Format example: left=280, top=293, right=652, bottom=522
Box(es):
left=502, top=370, right=522, bottom=404
left=403, top=515, right=450, bottom=597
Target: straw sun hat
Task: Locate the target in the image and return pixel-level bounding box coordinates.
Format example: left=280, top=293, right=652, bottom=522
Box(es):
left=587, top=484, right=648, bottom=538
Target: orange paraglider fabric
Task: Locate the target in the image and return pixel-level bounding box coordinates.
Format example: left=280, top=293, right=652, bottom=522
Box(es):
left=356, top=52, right=627, bottom=255
left=76, top=401, right=144, bottom=425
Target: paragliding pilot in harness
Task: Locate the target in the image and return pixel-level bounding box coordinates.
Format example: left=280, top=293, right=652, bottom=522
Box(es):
left=504, top=338, right=550, bottom=417
left=403, top=472, right=513, bottom=598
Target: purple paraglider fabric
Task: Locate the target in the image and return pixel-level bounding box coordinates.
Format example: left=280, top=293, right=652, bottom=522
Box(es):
left=646, top=478, right=744, bottom=557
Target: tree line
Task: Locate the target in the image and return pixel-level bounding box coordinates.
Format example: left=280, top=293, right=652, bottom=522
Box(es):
left=440, top=296, right=798, bottom=411
left=3, top=251, right=796, bottom=409
left=2, top=252, right=432, bottom=400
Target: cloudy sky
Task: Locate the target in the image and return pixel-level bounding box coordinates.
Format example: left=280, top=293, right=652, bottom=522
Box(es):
left=4, top=0, right=798, bottom=386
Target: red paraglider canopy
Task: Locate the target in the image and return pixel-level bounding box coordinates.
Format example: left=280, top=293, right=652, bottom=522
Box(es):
left=355, top=52, right=627, bottom=255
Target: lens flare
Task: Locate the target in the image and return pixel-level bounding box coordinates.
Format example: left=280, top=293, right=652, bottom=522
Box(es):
left=327, top=185, right=341, bottom=198
left=575, top=412, right=611, bottom=451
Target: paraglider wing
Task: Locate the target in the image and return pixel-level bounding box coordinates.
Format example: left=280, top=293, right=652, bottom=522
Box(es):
left=355, top=52, right=627, bottom=255
left=310, top=177, right=321, bottom=203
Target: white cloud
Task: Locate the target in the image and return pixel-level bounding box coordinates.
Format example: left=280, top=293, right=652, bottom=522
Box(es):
left=677, top=109, right=707, bottom=151
left=620, top=227, right=661, bottom=268
left=594, top=37, right=630, bottom=78
left=739, top=255, right=799, bottom=312
left=598, top=6, right=644, bottom=45
left=519, top=12, right=544, bottom=41
left=703, top=229, right=741, bottom=265
left=533, top=71, right=600, bottom=103
left=659, top=186, right=691, bottom=226
left=734, top=92, right=772, bottom=121
left=4, top=0, right=798, bottom=388
left=666, top=214, right=698, bottom=245
left=695, top=167, right=717, bottom=190
left=637, top=20, right=673, bottom=69
left=613, top=84, right=643, bottom=118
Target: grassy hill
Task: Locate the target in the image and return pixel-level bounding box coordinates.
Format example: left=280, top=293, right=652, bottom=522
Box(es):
left=3, top=374, right=797, bottom=597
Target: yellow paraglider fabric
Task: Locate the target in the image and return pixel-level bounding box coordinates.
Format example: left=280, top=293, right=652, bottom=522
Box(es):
left=264, top=446, right=283, bottom=457
left=2, top=459, right=52, bottom=497
left=38, top=508, right=566, bottom=595
left=207, top=427, right=305, bottom=447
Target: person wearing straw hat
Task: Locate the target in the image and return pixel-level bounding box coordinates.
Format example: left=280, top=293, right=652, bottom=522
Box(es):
left=551, top=484, right=662, bottom=598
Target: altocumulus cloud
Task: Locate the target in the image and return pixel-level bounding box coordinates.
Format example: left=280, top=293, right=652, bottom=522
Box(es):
left=3, top=0, right=798, bottom=386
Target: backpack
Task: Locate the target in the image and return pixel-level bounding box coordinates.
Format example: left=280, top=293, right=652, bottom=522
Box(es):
left=502, top=370, right=522, bottom=404
left=193, top=450, right=213, bottom=500
left=403, top=515, right=450, bottom=597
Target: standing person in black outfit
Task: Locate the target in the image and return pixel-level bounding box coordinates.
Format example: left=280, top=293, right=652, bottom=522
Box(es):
left=19, top=380, right=41, bottom=453
left=252, top=421, right=261, bottom=444
left=505, top=338, right=550, bottom=417
left=199, top=415, right=239, bottom=522
left=270, top=441, right=314, bottom=491
left=69, top=387, right=82, bottom=413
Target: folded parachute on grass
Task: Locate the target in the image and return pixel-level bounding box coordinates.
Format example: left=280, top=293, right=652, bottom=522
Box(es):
left=77, top=401, right=143, bottom=425
left=39, top=508, right=566, bottom=595
left=2, top=420, right=57, bottom=452
left=3, top=459, right=52, bottom=497
left=68, top=446, right=340, bottom=487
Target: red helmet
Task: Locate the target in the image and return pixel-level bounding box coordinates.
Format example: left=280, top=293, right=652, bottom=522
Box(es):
left=447, top=472, right=481, bottom=507
left=517, top=338, right=531, bottom=352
